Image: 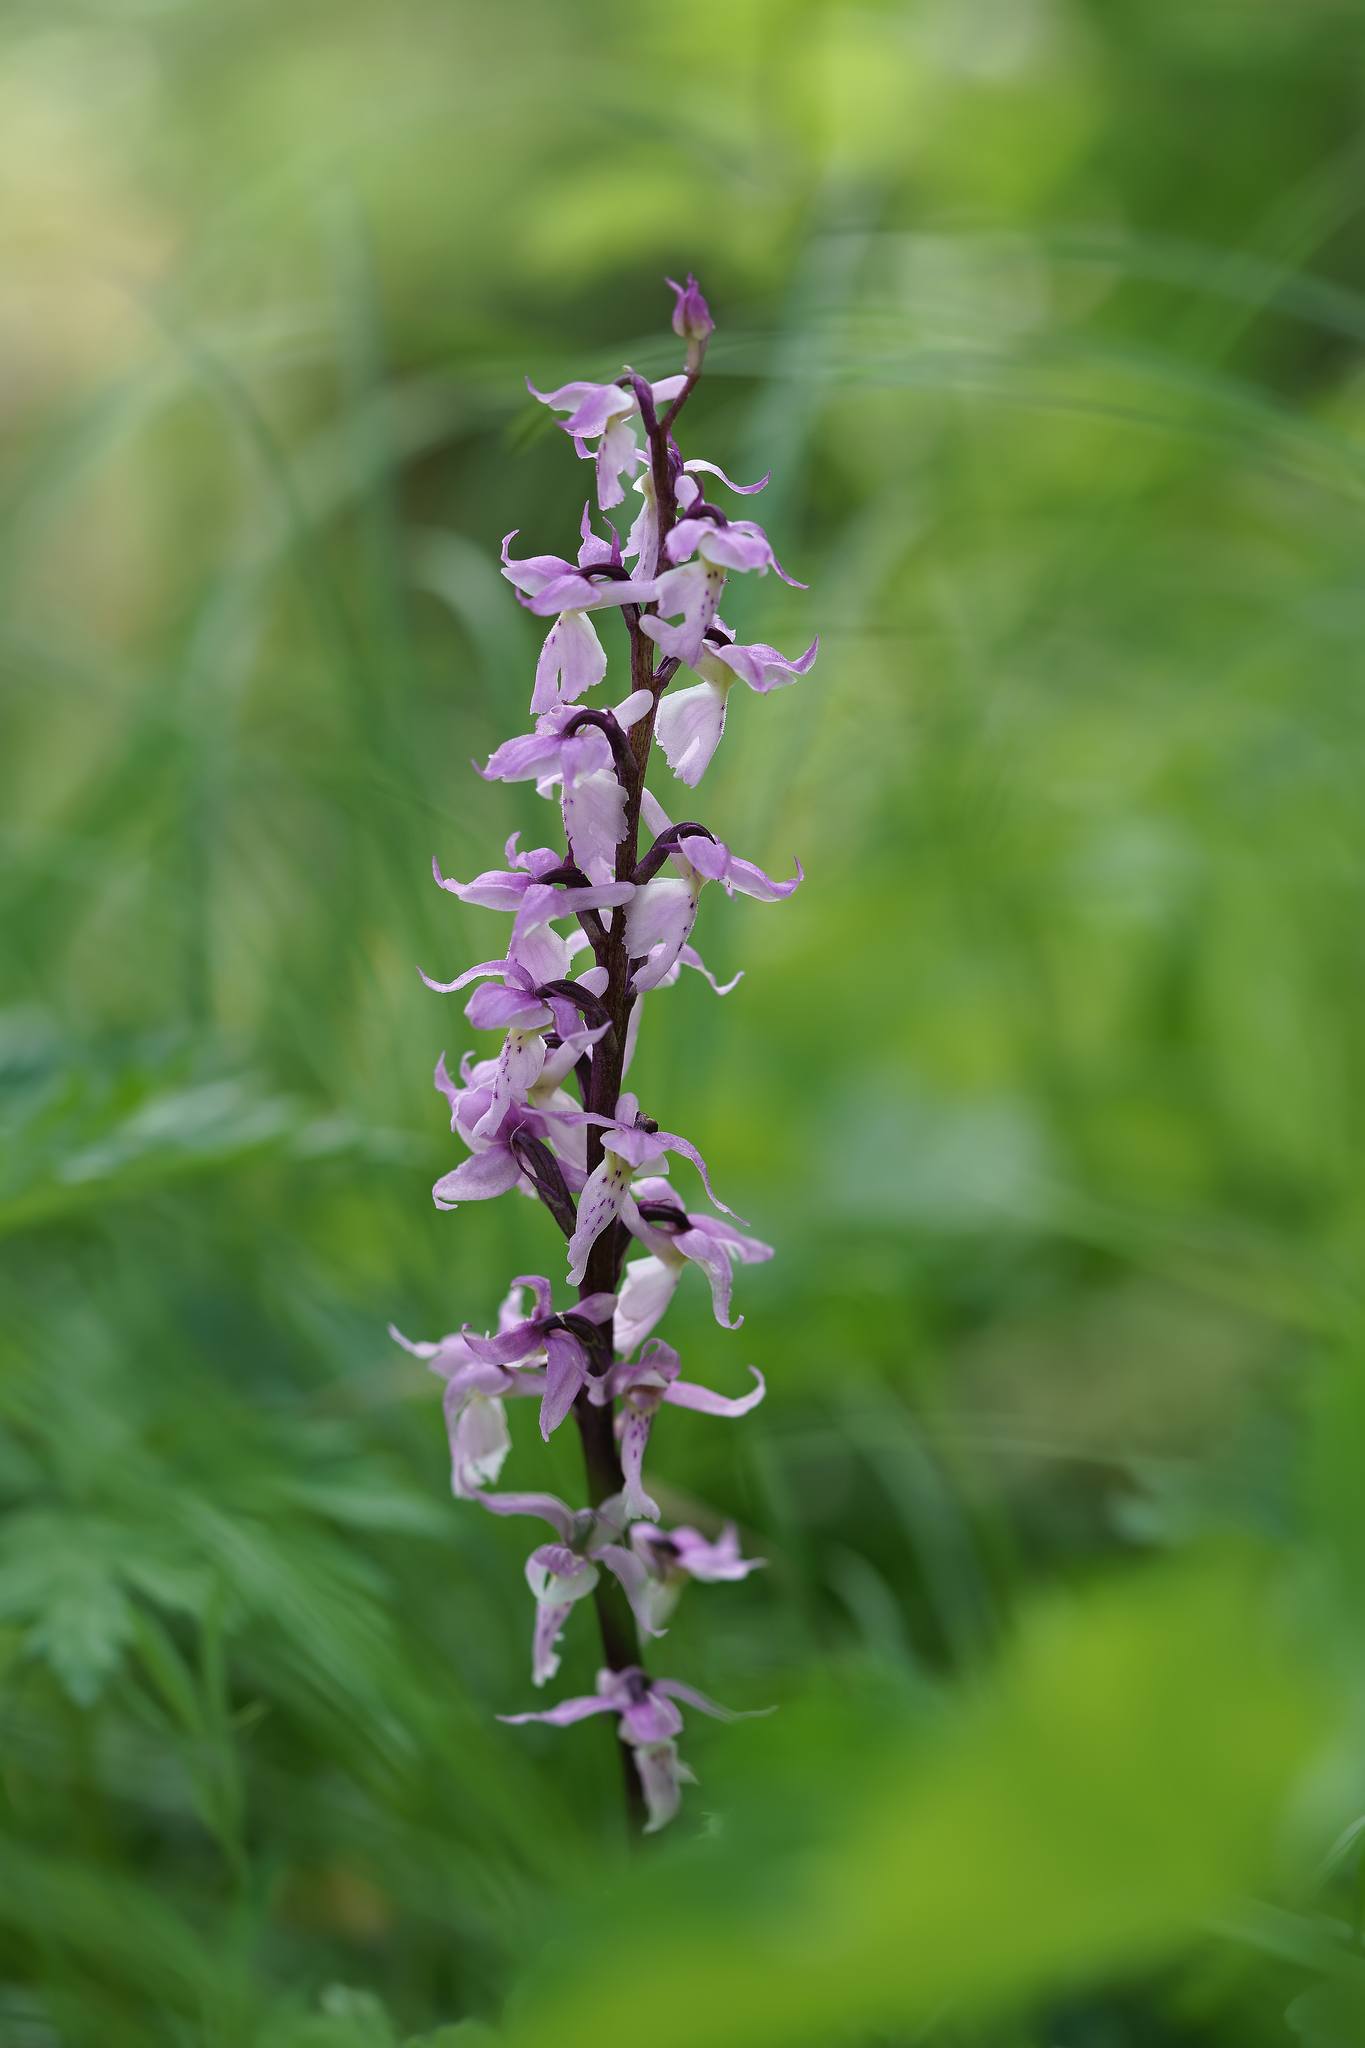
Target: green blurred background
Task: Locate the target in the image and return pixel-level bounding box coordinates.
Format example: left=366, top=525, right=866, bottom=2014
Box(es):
left=6, top=1, right=1365, bottom=2042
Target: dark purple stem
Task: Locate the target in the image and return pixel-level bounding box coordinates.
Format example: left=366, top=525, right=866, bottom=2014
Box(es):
left=559, top=350, right=700, bottom=1840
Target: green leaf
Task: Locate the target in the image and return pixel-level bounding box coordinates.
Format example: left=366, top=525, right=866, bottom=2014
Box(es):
left=0, top=1514, right=135, bottom=1705
left=0, top=1020, right=369, bottom=1239
left=24, top=1571, right=133, bottom=1707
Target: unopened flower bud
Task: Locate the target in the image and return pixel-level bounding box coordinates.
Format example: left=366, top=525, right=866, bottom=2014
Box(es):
left=667, top=273, right=714, bottom=369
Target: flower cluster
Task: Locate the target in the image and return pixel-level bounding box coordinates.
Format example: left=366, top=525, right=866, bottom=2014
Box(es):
left=393, top=276, right=815, bottom=1833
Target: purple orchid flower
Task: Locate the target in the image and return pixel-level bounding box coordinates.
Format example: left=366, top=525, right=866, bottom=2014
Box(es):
left=416, top=927, right=609, bottom=1157
left=564, top=1091, right=739, bottom=1287
left=648, top=622, right=820, bottom=787
left=667, top=514, right=804, bottom=581
left=460, top=1274, right=616, bottom=1440
left=419, top=917, right=607, bottom=1034
left=429, top=1047, right=590, bottom=1210
left=625, top=457, right=770, bottom=579
left=612, top=1175, right=774, bottom=1350
left=501, top=528, right=658, bottom=715
left=435, top=1036, right=586, bottom=1149
left=430, top=831, right=634, bottom=944
left=619, top=1520, right=766, bottom=1636
left=480, top=692, right=654, bottom=882
left=624, top=790, right=803, bottom=993
left=500, top=1662, right=767, bottom=1832
left=420, top=857, right=617, bottom=1141
left=594, top=1338, right=766, bottom=1522
left=389, top=1282, right=547, bottom=1498
left=478, top=1487, right=762, bottom=1673
left=645, top=513, right=806, bottom=668
left=527, top=373, right=688, bottom=511
left=477, top=1487, right=646, bottom=1686
left=481, top=692, right=653, bottom=793
left=522, top=1543, right=602, bottom=1687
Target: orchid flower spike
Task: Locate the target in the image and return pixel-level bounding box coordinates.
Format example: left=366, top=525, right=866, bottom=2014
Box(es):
left=392, top=275, right=814, bottom=1833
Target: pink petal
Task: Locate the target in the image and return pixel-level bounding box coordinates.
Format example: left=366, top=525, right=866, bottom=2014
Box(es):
left=634, top=1739, right=696, bottom=1834
left=566, top=1154, right=633, bottom=1287
left=447, top=1391, right=512, bottom=1498
left=498, top=1693, right=617, bottom=1728
left=653, top=1676, right=772, bottom=1720
left=614, top=1254, right=681, bottom=1355
left=526, top=376, right=633, bottom=439
left=623, top=877, right=701, bottom=992
left=417, top=957, right=510, bottom=996
left=465, top=982, right=552, bottom=1032
left=684, top=836, right=804, bottom=902
left=432, top=1148, right=522, bottom=1210
left=539, top=1330, right=588, bottom=1439
left=664, top=1365, right=766, bottom=1418
left=618, top=1407, right=661, bottom=1522
left=595, top=1542, right=662, bottom=1639
left=477, top=1490, right=579, bottom=1542
left=677, top=1227, right=741, bottom=1329
left=562, top=762, right=628, bottom=882
left=530, top=1600, right=575, bottom=1687
left=711, top=633, right=819, bottom=695
left=654, top=680, right=728, bottom=787
left=645, top=559, right=724, bottom=668
left=684, top=457, right=770, bottom=496
left=531, top=610, right=607, bottom=717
